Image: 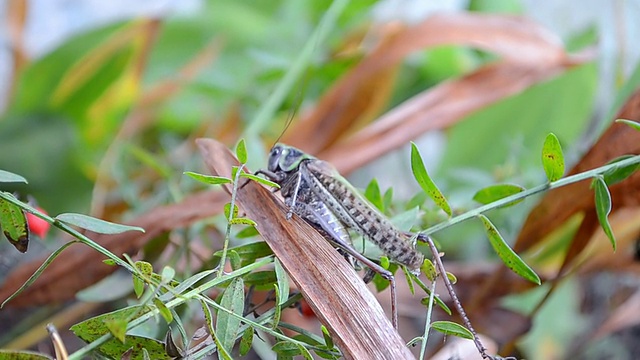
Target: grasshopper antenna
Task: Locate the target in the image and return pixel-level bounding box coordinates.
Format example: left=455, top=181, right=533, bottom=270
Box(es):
left=272, top=68, right=310, bottom=147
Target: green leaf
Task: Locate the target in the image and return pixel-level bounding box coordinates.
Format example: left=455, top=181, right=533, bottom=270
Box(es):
left=236, top=139, right=248, bottom=163
left=296, top=343, right=314, bottom=360
left=410, top=142, right=452, bottom=216
left=478, top=215, right=541, bottom=284
left=0, top=196, right=29, bottom=252
left=472, top=184, right=525, bottom=206
left=240, top=172, right=280, bottom=188
left=542, top=133, right=565, bottom=182
left=274, top=258, right=289, bottom=305
left=133, top=276, right=144, bottom=298
left=602, top=155, right=640, bottom=186
left=272, top=341, right=303, bottom=357
left=380, top=255, right=390, bottom=269
left=364, top=178, right=383, bottom=211
left=224, top=203, right=239, bottom=220
left=229, top=217, right=257, bottom=226
left=104, top=318, right=128, bottom=343
left=135, top=261, right=153, bottom=276
left=213, top=241, right=274, bottom=267
left=153, top=298, right=173, bottom=323
left=431, top=321, right=474, bottom=340
left=272, top=284, right=282, bottom=329
left=446, top=272, right=457, bottom=284
left=103, top=259, right=116, bottom=266
left=228, top=250, right=241, bottom=271
left=615, top=118, right=640, bottom=131
left=56, top=213, right=145, bottom=234
left=420, top=259, right=437, bottom=282
left=161, top=266, right=175, bottom=284
left=0, top=170, right=28, bottom=183
left=239, top=326, right=254, bottom=356
left=321, top=325, right=334, bottom=348
left=133, top=261, right=152, bottom=298
left=401, top=265, right=416, bottom=295
left=184, top=171, right=232, bottom=185
left=216, top=277, right=245, bottom=356
left=244, top=271, right=277, bottom=288
left=593, top=176, right=616, bottom=251
left=382, top=187, right=393, bottom=212
left=236, top=226, right=259, bottom=238
left=71, top=305, right=170, bottom=359
left=200, top=300, right=232, bottom=360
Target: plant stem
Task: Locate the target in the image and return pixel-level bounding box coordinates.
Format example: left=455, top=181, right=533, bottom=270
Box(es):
left=424, top=155, right=640, bottom=235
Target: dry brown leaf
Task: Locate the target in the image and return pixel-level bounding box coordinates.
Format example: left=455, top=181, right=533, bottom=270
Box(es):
left=285, top=13, right=575, bottom=166
left=321, top=59, right=588, bottom=174
left=196, top=138, right=412, bottom=360
left=0, top=190, right=227, bottom=307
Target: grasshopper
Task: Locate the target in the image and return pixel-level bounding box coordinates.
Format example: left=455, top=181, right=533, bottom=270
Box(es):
left=256, top=143, right=423, bottom=328
left=256, top=143, right=497, bottom=359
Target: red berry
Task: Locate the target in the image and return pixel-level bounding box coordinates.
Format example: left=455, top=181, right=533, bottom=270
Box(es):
left=298, top=299, right=316, bottom=317
left=26, top=207, right=50, bottom=238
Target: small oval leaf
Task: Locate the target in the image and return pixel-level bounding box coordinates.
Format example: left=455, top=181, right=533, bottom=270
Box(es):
left=184, top=171, right=232, bottom=185
left=431, top=320, right=474, bottom=340
left=542, top=133, right=565, bottom=182
left=602, top=155, right=640, bottom=185
left=239, top=326, right=254, bottom=356
left=236, top=139, right=248, bottom=164
left=153, top=298, right=173, bottom=323
left=240, top=172, right=280, bottom=188
left=410, top=142, right=452, bottom=216
left=229, top=217, right=257, bottom=226
left=56, top=213, right=145, bottom=234
left=224, top=203, right=239, bottom=220
left=593, top=176, right=616, bottom=251
left=472, top=184, right=525, bottom=206
left=420, top=259, right=437, bottom=282
left=0, top=170, right=28, bottom=183
left=478, top=215, right=541, bottom=285
left=364, top=178, right=384, bottom=211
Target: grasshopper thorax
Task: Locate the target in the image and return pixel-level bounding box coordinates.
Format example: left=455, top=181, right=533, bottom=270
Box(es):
left=267, top=143, right=316, bottom=173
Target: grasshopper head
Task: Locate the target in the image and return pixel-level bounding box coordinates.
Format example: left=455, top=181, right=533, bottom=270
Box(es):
left=268, top=143, right=314, bottom=173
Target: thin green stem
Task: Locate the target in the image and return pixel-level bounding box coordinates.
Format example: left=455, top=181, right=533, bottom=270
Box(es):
left=243, top=0, right=349, bottom=137
left=217, top=164, right=246, bottom=277
left=419, top=274, right=438, bottom=360
left=424, top=155, right=640, bottom=236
